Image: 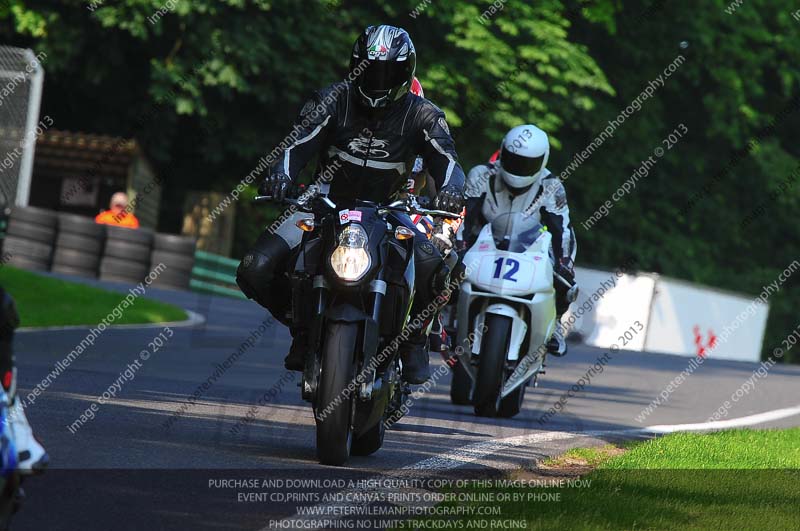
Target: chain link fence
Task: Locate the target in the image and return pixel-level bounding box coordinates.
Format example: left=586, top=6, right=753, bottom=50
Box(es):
left=0, top=45, right=45, bottom=207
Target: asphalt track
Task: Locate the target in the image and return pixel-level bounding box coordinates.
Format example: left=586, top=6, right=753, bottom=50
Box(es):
left=12, top=276, right=800, bottom=530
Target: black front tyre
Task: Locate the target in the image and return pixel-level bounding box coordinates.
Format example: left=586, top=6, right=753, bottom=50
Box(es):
left=350, top=419, right=385, bottom=456
left=473, top=315, right=512, bottom=417
left=315, top=322, right=358, bottom=466
left=498, top=380, right=526, bottom=418
left=352, top=365, right=399, bottom=455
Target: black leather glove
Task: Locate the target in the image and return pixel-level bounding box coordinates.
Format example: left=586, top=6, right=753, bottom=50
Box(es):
left=555, top=257, right=575, bottom=284
left=431, top=219, right=455, bottom=256
left=259, top=172, right=292, bottom=202
left=435, top=184, right=465, bottom=214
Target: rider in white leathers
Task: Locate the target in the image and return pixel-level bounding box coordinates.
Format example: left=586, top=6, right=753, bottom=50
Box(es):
left=0, top=287, right=48, bottom=474
left=463, top=124, right=577, bottom=355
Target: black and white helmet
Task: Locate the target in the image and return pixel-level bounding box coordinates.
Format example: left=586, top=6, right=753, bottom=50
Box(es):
left=498, top=124, right=550, bottom=190
left=350, top=25, right=416, bottom=108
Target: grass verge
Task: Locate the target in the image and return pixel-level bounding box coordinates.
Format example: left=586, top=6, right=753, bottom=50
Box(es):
left=413, top=429, right=800, bottom=530
left=0, top=266, right=187, bottom=327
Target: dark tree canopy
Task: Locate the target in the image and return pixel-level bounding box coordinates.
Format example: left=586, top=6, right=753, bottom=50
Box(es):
left=2, top=0, right=798, bottom=361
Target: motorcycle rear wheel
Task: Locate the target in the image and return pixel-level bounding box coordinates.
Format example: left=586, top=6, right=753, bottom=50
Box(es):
left=450, top=358, right=473, bottom=405
left=350, top=419, right=385, bottom=456
left=384, top=370, right=409, bottom=429
left=315, top=322, right=358, bottom=466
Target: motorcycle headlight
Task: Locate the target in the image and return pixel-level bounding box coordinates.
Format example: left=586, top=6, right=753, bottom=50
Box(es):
left=329, top=224, right=371, bottom=281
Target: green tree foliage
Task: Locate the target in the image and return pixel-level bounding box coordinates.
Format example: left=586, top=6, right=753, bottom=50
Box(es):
left=0, top=0, right=613, bottom=228
left=562, top=0, right=799, bottom=362
left=1, top=0, right=797, bottom=361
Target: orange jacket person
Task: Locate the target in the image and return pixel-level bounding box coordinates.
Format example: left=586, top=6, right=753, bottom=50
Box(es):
left=95, top=192, right=139, bottom=229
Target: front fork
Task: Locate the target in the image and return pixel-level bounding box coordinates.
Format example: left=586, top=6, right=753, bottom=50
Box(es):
left=359, top=276, right=385, bottom=400
left=301, top=275, right=328, bottom=401
left=300, top=274, right=386, bottom=402
left=455, top=302, right=545, bottom=398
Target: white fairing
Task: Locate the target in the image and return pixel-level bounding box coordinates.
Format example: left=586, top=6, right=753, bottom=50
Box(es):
left=483, top=303, right=528, bottom=362
left=457, top=222, right=557, bottom=386
left=464, top=224, right=554, bottom=298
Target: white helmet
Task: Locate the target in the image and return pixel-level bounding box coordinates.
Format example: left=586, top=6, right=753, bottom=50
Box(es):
left=497, top=124, right=549, bottom=190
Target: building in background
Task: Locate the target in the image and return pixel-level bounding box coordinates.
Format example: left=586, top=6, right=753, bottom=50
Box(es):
left=28, top=130, right=162, bottom=229
left=181, top=191, right=236, bottom=257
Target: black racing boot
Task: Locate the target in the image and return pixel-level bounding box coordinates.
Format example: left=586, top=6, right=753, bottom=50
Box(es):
left=399, top=335, right=430, bottom=384
left=284, top=328, right=308, bottom=371
left=546, top=319, right=567, bottom=357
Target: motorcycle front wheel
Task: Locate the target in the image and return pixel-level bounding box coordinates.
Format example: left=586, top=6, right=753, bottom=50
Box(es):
left=498, top=378, right=526, bottom=418
left=315, top=322, right=358, bottom=466
left=352, top=363, right=400, bottom=455
left=473, top=314, right=512, bottom=417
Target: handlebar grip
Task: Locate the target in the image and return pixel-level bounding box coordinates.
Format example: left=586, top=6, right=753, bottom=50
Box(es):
left=554, top=272, right=576, bottom=289
left=254, top=195, right=306, bottom=208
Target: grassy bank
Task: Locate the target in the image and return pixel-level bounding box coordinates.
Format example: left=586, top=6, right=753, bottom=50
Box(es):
left=418, top=429, right=800, bottom=530
left=0, top=266, right=187, bottom=327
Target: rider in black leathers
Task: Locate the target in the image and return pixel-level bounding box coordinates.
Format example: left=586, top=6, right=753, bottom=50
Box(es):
left=236, top=25, right=466, bottom=384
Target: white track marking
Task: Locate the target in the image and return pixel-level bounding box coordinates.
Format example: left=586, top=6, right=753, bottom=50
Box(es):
left=17, top=309, right=205, bottom=332
left=643, top=403, right=800, bottom=433
left=261, top=432, right=587, bottom=531
left=265, top=404, right=800, bottom=531
left=405, top=430, right=581, bottom=471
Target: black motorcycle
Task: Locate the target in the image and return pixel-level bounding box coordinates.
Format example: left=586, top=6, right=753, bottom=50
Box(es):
left=255, top=192, right=458, bottom=466
left=0, top=390, right=21, bottom=530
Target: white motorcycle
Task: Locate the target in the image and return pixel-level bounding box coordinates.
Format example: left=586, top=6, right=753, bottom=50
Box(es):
left=450, top=215, right=576, bottom=417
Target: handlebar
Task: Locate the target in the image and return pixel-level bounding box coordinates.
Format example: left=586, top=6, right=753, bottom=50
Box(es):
left=253, top=195, right=277, bottom=204
left=380, top=203, right=463, bottom=221
left=554, top=271, right=579, bottom=303
left=253, top=194, right=337, bottom=209
left=553, top=271, right=575, bottom=289
left=253, top=195, right=462, bottom=220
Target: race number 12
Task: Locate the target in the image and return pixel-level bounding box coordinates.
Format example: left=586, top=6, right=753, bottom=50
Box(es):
left=492, top=257, right=520, bottom=282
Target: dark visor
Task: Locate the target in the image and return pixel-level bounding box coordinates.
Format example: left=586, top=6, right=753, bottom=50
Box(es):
left=500, top=147, right=544, bottom=176
left=360, top=60, right=410, bottom=92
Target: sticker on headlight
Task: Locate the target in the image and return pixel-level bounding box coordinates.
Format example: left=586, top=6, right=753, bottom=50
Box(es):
left=339, top=209, right=349, bottom=224
left=348, top=210, right=362, bottom=222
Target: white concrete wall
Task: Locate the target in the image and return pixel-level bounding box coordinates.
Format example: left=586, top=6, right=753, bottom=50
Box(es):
left=644, top=277, right=768, bottom=362
left=564, top=267, right=655, bottom=352
left=566, top=267, right=768, bottom=362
